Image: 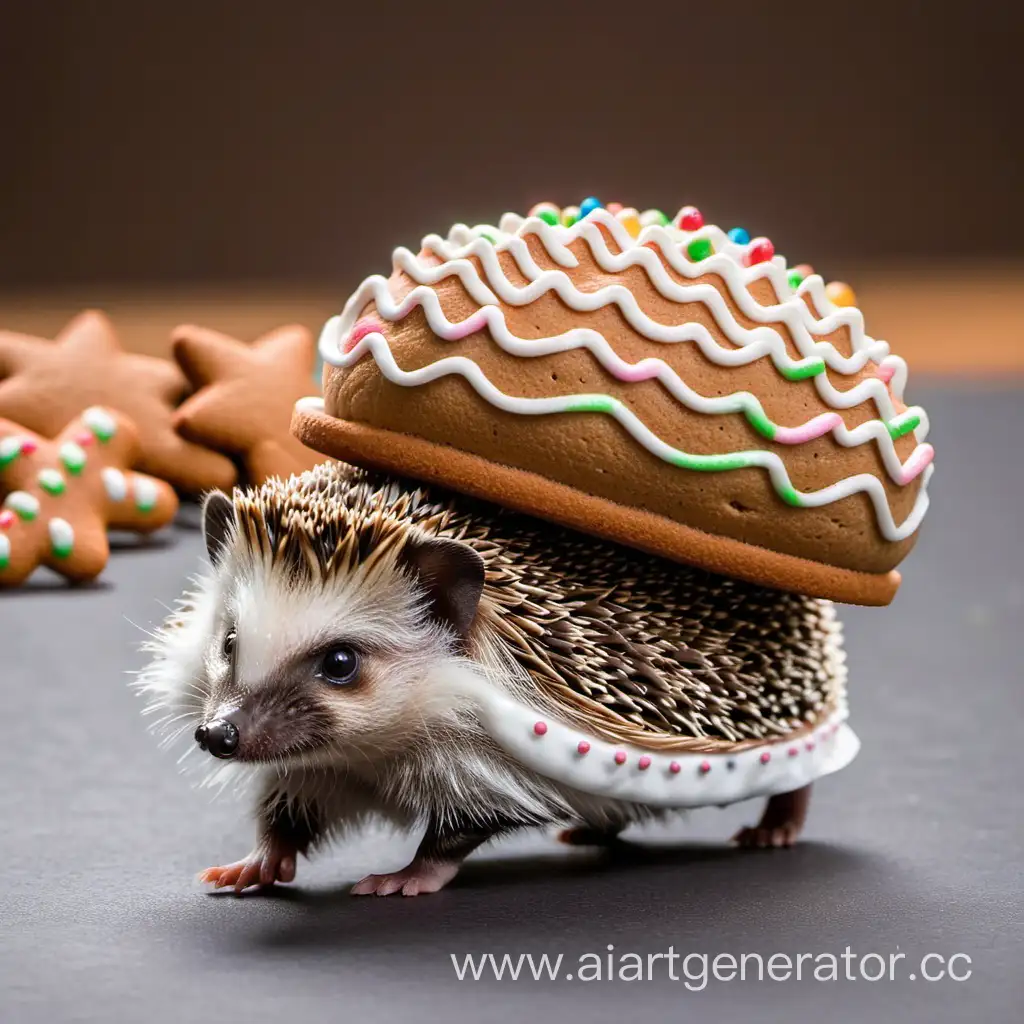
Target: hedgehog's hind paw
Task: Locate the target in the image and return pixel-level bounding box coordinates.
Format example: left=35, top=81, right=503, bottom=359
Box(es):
left=732, top=783, right=812, bottom=850
left=351, top=857, right=460, bottom=897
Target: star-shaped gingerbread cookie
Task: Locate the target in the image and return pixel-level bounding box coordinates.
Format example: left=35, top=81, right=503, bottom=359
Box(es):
left=0, top=407, right=178, bottom=585
left=0, top=311, right=237, bottom=493
left=171, top=323, right=324, bottom=484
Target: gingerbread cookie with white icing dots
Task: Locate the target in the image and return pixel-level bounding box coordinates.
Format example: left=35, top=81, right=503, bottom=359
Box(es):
left=0, top=407, right=178, bottom=586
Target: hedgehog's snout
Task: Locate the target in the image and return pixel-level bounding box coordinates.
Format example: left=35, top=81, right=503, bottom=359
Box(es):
left=194, top=718, right=240, bottom=759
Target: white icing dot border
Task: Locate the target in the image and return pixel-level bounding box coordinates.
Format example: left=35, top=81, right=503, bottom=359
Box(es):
left=471, top=685, right=858, bottom=810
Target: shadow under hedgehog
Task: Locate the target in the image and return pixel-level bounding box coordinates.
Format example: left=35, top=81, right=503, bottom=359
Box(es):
left=139, top=200, right=933, bottom=896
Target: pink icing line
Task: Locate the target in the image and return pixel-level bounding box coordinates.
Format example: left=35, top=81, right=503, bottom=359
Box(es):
left=344, top=317, right=386, bottom=353
left=773, top=412, right=844, bottom=445
left=897, top=443, right=934, bottom=485
left=876, top=363, right=896, bottom=384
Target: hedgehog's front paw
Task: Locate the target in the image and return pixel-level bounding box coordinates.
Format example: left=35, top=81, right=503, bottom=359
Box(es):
left=198, top=839, right=298, bottom=892
left=351, top=857, right=460, bottom=897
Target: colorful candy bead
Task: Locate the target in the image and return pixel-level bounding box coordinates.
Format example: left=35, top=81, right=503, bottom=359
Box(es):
left=686, top=238, right=714, bottom=262
left=638, top=755, right=652, bottom=770
left=699, top=760, right=711, bottom=775
left=577, top=740, right=591, bottom=755
left=745, top=237, right=775, bottom=265
left=759, top=751, right=772, bottom=765
left=727, top=227, right=750, bottom=245
left=792, top=263, right=815, bottom=278
left=613, top=750, right=627, bottom=765
left=529, top=202, right=561, bottom=226
left=561, top=205, right=580, bottom=227
left=825, top=281, right=857, bottom=307
left=787, top=269, right=805, bottom=290
left=639, top=209, right=670, bottom=228
left=579, top=196, right=603, bottom=219
left=617, top=208, right=642, bottom=238
left=669, top=761, right=681, bottom=774
left=676, top=206, right=704, bottom=231
left=605, top=202, right=623, bottom=215
left=533, top=721, right=548, bottom=736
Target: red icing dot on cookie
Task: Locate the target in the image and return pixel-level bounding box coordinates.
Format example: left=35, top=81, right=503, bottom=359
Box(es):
left=533, top=721, right=548, bottom=736
left=577, top=740, right=591, bottom=755
left=614, top=750, right=627, bottom=765
left=760, top=751, right=772, bottom=765
left=669, top=761, right=681, bottom=774
left=699, top=760, right=711, bottom=775
left=638, top=755, right=652, bottom=770
left=74, top=431, right=95, bottom=447
left=0, top=510, right=14, bottom=529
left=788, top=747, right=799, bottom=757
left=19, top=440, right=38, bottom=455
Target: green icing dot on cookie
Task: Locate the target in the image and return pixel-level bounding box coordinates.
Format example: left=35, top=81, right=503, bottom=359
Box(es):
left=133, top=478, right=159, bottom=513
left=48, top=518, right=75, bottom=559
left=38, top=468, right=67, bottom=496
left=82, top=407, right=117, bottom=443
left=0, top=437, right=22, bottom=469
left=0, top=535, right=10, bottom=570
left=4, top=491, right=39, bottom=521
left=59, top=442, right=88, bottom=475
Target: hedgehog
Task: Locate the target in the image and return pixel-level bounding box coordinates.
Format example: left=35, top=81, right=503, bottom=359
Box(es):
left=137, top=461, right=855, bottom=896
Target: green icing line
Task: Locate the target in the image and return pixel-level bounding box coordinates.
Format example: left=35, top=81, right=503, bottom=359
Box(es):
left=745, top=407, right=776, bottom=441
left=780, top=359, right=826, bottom=381
left=567, top=395, right=618, bottom=416
left=778, top=484, right=803, bottom=507
left=887, top=411, right=921, bottom=440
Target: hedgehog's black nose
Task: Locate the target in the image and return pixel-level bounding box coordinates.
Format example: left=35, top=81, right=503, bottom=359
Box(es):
left=194, top=719, right=239, bottom=759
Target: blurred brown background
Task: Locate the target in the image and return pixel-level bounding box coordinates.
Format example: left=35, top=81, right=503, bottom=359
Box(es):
left=1, top=1, right=1021, bottom=368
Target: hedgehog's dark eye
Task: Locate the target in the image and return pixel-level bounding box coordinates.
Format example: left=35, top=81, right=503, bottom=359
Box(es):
left=318, top=644, right=360, bottom=686
left=222, top=629, right=236, bottom=660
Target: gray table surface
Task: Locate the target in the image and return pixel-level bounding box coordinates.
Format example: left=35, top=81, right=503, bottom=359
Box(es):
left=1, top=384, right=1021, bottom=1023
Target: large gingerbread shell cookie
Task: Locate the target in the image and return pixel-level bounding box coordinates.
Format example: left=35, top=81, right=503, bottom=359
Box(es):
left=294, top=201, right=934, bottom=605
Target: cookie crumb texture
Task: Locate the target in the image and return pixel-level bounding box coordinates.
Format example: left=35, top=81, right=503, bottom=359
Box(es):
left=311, top=202, right=934, bottom=603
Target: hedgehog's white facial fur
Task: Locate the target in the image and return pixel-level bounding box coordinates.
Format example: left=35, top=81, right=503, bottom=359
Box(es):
left=135, top=485, right=653, bottom=832
left=140, top=523, right=470, bottom=774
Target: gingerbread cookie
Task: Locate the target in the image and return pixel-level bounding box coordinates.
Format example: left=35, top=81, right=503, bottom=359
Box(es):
left=171, top=323, right=324, bottom=484
left=0, top=311, right=237, bottom=493
left=0, top=407, right=178, bottom=585
left=296, top=200, right=935, bottom=606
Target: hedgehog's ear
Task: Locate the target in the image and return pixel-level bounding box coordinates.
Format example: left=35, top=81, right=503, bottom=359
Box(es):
left=202, top=490, right=236, bottom=566
left=400, top=536, right=484, bottom=637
